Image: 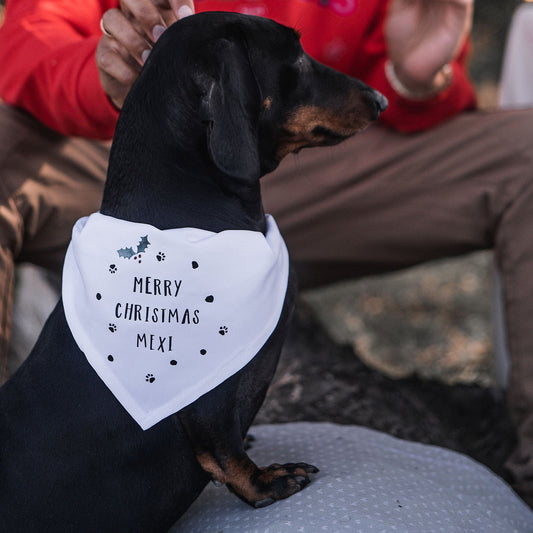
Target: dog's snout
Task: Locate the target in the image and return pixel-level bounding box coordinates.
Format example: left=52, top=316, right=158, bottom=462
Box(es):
left=365, top=89, right=388, bottom=119
left=374, top=91, right=389, bottom=114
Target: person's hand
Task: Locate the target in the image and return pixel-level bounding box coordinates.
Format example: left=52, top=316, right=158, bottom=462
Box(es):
left=385, top=0, right=473, bottom=95
left=96, top=0, right=195, bottom=109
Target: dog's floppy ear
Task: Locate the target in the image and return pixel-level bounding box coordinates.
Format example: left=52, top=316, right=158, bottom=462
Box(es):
left=198, top=39, right=261, bottom=182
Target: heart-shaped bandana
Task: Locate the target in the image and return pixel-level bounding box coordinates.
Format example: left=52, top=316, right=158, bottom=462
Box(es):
left=62, top=213, right=289, bottom=430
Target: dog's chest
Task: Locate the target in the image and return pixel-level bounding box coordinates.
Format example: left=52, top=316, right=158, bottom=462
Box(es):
left=63, top=213, right=288, bottom=429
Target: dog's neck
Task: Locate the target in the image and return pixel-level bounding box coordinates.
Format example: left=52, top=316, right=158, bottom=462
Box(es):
left=100, top=132, right=266, bottom=234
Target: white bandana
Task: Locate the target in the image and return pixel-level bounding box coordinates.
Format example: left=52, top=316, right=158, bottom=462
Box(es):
left=62, top=213, right=289, bottom=430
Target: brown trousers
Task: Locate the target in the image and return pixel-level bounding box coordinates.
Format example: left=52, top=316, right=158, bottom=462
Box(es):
left=2, top=103, right=533, bottom=498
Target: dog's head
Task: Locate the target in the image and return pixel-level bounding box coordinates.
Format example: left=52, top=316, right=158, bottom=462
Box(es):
left=119, top=12, right=387, bottom=184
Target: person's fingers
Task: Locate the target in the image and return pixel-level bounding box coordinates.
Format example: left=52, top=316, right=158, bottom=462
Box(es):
left=151, top=0, right=178, bottom=27
left=104, top=1, right=195, bottom=57
left=119, top=0, right=167, bottom=43
left=96, top=0, right=196, bottom=108
left=168, top=0, right=195, bottom=20
left=101, top=8, right=153, bottom=66
left=96, top=37, right=141, bottom=108
left=148, top=0, right=195, bottom=32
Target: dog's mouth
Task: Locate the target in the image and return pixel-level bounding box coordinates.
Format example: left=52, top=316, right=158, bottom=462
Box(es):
left=272, top=82, right=388, bottom=159
left=290, top=127, right=356, bottom=155
left=275, top=127, right=362, bottom=159
left=275, top=114, right=369, bottom=159
left=310, top=125, right=355, bottom=145
left=275, top=102, right=382, bottom=159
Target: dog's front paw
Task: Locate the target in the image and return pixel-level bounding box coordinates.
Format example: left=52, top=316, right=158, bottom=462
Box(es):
left=231, top=462, right=318, bottom=508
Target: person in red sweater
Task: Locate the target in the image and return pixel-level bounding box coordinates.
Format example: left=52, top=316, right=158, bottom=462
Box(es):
left=0, top=0, right=476, bottom=136
left=1, top=0, right=533, bottom=506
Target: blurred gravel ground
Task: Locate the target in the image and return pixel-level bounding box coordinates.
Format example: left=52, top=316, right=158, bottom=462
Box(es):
left=303, top=252, right=496, bottom=387
left=256, top=300, right=515, bottom=482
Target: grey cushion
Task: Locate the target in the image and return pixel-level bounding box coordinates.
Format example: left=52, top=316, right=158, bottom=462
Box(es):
left=170, top=422, right=533, bottom=533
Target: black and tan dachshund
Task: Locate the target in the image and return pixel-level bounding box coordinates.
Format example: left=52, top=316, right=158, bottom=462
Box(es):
left=0, top=12, right=386, bottom=533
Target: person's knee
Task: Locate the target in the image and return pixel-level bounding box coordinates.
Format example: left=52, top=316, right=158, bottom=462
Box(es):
left=492, top=109, right=533, bottom=166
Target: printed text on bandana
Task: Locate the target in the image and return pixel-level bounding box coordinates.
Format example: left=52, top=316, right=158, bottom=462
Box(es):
left=104, top=236, right=227, bottom=369
left=114, top=276, right=199, bottom=353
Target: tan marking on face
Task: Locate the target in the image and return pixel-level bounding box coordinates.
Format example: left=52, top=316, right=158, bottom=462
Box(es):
left=276, top=103, right=372, bottom=160
left=263, top=97, right=273, bottom=110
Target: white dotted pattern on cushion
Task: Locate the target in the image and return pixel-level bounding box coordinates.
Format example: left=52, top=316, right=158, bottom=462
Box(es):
left=169, top=422, right=533, bottom=533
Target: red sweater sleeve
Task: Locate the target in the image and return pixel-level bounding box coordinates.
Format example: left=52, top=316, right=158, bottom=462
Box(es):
left=0, top=0, right=119, bottom=139
left=355, top=3, right=477, bottom=133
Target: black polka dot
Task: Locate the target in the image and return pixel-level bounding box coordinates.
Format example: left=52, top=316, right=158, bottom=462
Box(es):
left=205, top=295, right=214, bottom=303
left=96, top=293, right=102, bottom=300
left=200, top=349, right=207, bottom=355
left=192, top=261, right=199, bottom=269
left=107, top=355, right=114, bottom=362
left=170, top=360, right=177, bottom=366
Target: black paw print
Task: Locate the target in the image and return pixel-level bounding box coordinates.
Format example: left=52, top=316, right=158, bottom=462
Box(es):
left=109, top=264, right=117, bottom=274
left=108, top=323, right=117, bottom=333
left=219, top=326, right=228, bottom=336
left=145, top=373, right=155, bottom=383
left=156, top=252, right=166, bottom=262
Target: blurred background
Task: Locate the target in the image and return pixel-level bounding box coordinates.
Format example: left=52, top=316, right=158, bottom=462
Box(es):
left=301, top=0, right=524, bottom=390
left=256, top=0, right=530, bottom=478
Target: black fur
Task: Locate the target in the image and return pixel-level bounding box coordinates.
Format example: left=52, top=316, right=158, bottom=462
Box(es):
left=0, top=13, right=386, bottom=532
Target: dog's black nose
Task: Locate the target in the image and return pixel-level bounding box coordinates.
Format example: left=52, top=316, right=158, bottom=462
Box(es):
left=370, top=90, right=388, bottom=118
left=362, top=88, right=388, bottom=119
left=374, top=91, right=388, bottom=114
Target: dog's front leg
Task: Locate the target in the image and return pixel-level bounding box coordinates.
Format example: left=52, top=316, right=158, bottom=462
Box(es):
left=176, top=380, right=317, bottom=508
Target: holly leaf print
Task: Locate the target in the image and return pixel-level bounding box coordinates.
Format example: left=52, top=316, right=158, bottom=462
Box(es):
left=117, top=247, right=135, bottom=259
left=137, top=235, right=150, bottom=254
